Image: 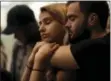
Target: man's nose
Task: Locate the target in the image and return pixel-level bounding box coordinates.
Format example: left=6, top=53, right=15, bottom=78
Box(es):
left=65, top=20, right=71, bottom=29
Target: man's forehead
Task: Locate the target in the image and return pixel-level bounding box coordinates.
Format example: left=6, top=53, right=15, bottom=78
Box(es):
left=67, top=2, right=81, bottom=16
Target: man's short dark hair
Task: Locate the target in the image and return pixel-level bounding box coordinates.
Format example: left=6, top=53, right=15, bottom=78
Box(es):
left=67, top=1, right=110, bottom=30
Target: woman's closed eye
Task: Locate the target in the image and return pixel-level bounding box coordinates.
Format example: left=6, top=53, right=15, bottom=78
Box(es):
left=44, top=19, right=52, bottom=25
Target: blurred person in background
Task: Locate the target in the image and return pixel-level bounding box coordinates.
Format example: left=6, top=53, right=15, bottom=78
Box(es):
left=2, top=5, right=41, bottom=81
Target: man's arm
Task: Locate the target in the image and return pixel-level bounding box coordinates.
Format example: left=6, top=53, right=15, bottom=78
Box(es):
left=51, top=45, right=78, bottom=70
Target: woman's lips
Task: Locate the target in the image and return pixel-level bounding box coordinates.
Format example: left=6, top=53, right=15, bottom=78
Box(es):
left=41, top=34, right=48, bottom=39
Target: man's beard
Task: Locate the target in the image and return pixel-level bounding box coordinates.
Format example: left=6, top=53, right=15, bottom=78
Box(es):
left=68, top=16, right=91, bottom=44
left=69, top=28, right=91, bottom=44
left=69, top=18, right=91, bottom=44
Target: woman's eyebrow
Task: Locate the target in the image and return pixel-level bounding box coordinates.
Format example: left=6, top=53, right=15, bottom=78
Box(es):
left=43, top=17, right=53, bottom=21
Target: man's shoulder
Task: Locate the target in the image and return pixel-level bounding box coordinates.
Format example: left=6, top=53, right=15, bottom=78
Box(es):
left=70, top=34, right=110, bottom=54
left=76, top=34, right=109, bottom=46
left=90, top=33, right=110, bottom=46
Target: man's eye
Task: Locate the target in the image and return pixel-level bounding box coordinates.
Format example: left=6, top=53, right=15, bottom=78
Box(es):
left=69, top=17, right=75, bottom=21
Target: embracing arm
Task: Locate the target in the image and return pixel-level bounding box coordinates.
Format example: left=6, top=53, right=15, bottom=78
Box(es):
left=51, top=45, right=78, bottom=70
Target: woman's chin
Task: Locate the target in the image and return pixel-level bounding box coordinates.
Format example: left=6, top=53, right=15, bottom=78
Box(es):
left=42, top=38, right=53, bottom=43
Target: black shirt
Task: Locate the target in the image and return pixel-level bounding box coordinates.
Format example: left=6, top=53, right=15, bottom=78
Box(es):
left=70, top=34, right=110, bottom=81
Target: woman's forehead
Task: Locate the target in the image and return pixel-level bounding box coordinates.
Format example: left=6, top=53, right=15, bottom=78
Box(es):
left=39, top=11, right=53, bottom=21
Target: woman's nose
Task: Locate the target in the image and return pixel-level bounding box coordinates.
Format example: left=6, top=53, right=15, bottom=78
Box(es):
left=39, top=25, right=46, bottom=32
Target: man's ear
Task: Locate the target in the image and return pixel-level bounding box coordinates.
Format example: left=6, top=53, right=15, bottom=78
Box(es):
left=88, top=13, right=98, bottom=26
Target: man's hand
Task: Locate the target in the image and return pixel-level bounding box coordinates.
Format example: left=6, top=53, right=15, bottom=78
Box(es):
left=33, top=43, right=59, bottom=70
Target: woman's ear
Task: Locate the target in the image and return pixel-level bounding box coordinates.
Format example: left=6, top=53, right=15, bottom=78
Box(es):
left=88, top=13, right=98, bottom=27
